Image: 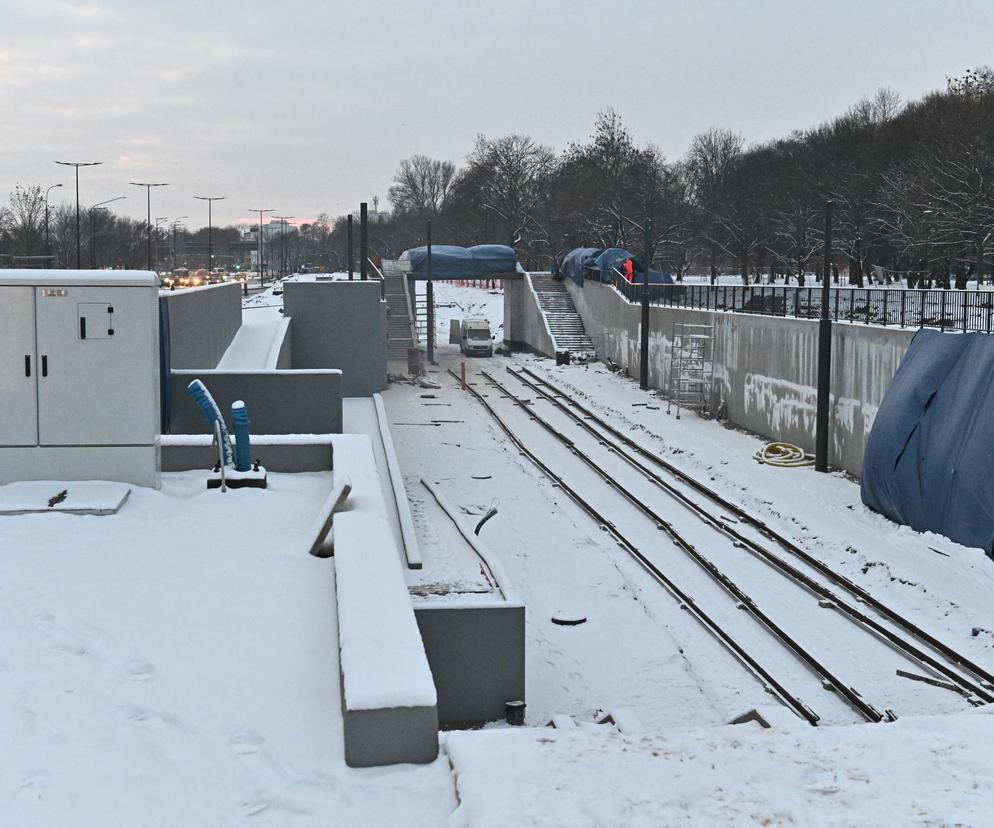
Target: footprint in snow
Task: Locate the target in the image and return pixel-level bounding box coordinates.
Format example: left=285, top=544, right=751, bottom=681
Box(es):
left=124, top=657, right=156, bottom=683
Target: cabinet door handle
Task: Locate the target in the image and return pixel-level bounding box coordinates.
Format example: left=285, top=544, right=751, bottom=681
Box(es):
left=24, top=355, right=31, bottom=377
left=80, top=316, right=87, bottom=339
left=41, top=355, right=48, bottom=377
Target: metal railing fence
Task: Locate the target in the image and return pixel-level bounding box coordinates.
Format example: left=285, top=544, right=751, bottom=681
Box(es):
left=609, top=271, right=994, bottom=333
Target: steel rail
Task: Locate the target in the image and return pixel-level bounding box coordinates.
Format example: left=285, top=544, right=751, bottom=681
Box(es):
left=448, top=369, right=822, bottom=726
left=478, top=370, right=886, bottom=724
left=519, top=365, right=994, bottom=695
left=507, top=368, right=994, bottom=705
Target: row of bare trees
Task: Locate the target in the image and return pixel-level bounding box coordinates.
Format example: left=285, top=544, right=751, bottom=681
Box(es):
left=344, top=66, right=994, bottom=286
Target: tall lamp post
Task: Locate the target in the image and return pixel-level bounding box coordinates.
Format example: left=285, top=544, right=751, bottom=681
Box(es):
left=194, top=195, right=226, bottom=273
left=273, top=216, right=292, bottom=279
left=171, top=217, right=187, bottom=271
left=154, top=217, right=169, bottom=273
left=130, top=182, right=169, bottom=271
left=88, top=195, right=126, bottom=269
left=44, top=183, right=62, bottom=265
left=249, top=208, right=274, bottom=287
left=54, top=160, right=101, bottom=269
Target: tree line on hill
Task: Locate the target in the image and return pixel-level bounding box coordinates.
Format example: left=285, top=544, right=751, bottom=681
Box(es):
left=4, top=67, right=992, bottom=286
left=337, top=66, right=994, bottom=288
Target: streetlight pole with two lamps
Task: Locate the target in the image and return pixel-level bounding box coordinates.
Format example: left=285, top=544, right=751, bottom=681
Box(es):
left=194, top=195, right=226, bottom=273
left=130, top=182, right=169, bottom=271
left=54, top=160, right=101, bottom=269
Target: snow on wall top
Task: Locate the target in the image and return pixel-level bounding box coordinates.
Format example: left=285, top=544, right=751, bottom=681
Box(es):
left=0, top=269, right=157, bottom=287
left=335, top=511, right=437, bottom=710
left=331, top=434, right=436, bottom=711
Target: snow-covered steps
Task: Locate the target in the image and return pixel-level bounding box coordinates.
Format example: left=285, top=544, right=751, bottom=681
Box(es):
left=383, top=262, right=416, bottom=360
left=529, top=273, right=596, bottom=357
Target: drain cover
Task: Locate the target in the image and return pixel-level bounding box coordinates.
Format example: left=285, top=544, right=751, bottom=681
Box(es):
left=552, top=612, right=587, bottom=626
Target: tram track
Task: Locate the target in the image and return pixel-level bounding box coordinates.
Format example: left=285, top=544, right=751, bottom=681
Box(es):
left=452, top=363, right=994, bottom=726
left=510, top=365, right=994, bottom=706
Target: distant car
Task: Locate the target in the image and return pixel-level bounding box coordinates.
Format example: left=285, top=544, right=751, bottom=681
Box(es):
left=158, top=272, right=175, bottom=289
left=208, top=268, right=227, bottom=284
left=460, top=318, right=494, bottom=357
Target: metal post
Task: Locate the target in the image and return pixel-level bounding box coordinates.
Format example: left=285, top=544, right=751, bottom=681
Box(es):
left=639, top=221, right=651, bottom=390
left=815, top=200, right=833, bottom=473
left=426, top=220, right=435, bottom=364
left=360, top=202, right=368, bottom=280
left=347, top=214, right=354, bottom=280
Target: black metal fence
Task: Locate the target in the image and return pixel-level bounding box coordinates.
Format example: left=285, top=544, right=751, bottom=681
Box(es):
left=610, top=272, right=994, bottom=333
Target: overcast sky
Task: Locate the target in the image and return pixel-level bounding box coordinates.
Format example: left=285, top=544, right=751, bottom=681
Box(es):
left=2, top=0, right=993, bottom=229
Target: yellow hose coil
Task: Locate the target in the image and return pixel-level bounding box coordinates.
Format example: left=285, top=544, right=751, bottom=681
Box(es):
left=752, top=442, right=815, bottom=467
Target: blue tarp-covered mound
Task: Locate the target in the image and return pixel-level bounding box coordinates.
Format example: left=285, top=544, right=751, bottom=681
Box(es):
left=861, top=329, right=994, bottom=555
left=400, top=244, right=518, bottom=279
left=554, top=247, right=601, bottom=284
left=554, top=246, right=674, bottom=285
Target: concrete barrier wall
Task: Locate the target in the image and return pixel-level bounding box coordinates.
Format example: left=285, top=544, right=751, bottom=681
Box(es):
left=160, top=282, right=242, bottom=368
left=160, top=436, right=333, bottom=472
left=168, top=369, right=343, bottom=435
left=566, top=279, right=915, bottom=476
left=414, top=603, right=525, bottom=726
left=503, top=275, right=555, bottom=357
left=284, top=280, right=386, bottom=396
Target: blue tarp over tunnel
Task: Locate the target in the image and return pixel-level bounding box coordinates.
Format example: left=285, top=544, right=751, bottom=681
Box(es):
left=554, top=246, right=674, bottom=286
left=861, top=329, right=994, bottom=555
left=400, top=244, right=518, bottom=279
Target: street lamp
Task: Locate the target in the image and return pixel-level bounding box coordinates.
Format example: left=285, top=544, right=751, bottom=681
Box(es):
left=130, top=182, right=169, bottom=271
left=194, top=195, right=226, bottom=272
left=248, top=208, right=274, bottom=287
left=170, top=216, right=188, bottom=271
left=273, top=216, right=292, bottom=279
left=44, top=183, right=62, bottom=265
left=88, top=196, right=126, bottom=269
left=154, top=217, right=169, bottom=273
left=54, top=160, right=101, bottom=269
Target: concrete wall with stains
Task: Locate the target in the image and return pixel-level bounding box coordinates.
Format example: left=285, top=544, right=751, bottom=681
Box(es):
left=565, top=279, right=916, bottom=477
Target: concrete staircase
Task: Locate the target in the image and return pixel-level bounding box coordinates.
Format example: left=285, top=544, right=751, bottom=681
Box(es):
left=383, top=262, right=416, bottom=361
left=529, top=273, right=596, bottom=357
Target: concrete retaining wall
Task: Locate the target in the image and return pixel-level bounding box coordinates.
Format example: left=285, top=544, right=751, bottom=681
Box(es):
left=565, top=279, right=915, bottom=476
left=284, top=280, right=387, bottom=396
left=503, top=275, right=555, bottom=357
left=414, top=602, right=525, bottom=725
left=160, top=282, right=242, bottom=368
left=168, top=369, right=343, bottom=435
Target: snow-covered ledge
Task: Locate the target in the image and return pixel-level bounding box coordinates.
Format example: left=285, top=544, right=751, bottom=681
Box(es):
left=331, top=435, right=438, bottom=767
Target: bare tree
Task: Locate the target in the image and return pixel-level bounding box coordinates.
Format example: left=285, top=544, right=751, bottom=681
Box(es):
left=686, top=127, right=743, bottom=282
left=388, top=154, right=456, bottom=216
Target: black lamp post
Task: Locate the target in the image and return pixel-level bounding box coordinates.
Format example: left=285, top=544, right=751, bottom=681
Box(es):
left=44, top=183, right=62, bottom=265
left=88, top=195, right=126, bottom=269
left=54, top=160, right=101, bottom=269
left=249, top=208, right=274, bottom=287
left=194, top=195, right=226, bottom=273
left=130, top=182, right=169, bottom=271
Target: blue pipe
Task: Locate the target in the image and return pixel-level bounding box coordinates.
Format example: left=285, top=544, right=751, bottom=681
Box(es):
left=186, top=379, right=233, bottom=466
left=230, top=400, right=253, bottom=472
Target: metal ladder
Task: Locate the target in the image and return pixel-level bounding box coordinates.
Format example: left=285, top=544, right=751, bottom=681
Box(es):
left=666, top=322, right=715, bottom=419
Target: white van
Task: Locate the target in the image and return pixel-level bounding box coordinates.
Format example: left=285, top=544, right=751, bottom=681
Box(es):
left=460, top=318, right=494, bottom=357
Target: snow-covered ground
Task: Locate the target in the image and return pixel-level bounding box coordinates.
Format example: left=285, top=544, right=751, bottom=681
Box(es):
left=6, top=278, right=993, bottom=825
left=384, top=280, right=994, bottom=825
left=0, top=470, right=455, bottom=825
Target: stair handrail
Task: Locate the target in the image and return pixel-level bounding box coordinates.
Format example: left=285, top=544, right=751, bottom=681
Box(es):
left=525, top=271, right=559, bottom=354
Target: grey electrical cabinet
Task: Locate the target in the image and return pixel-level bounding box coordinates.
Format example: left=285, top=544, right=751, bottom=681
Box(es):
left=0, top=271, right=160, bottom=488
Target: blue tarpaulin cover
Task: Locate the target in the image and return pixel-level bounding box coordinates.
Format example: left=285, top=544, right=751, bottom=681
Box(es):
left=861, top=329, right=994, bottom=555
left=555, top=246, right=674, bottom=285
left=554, top=247, right=601, bottom=285
left=400, top=244, right=517, bottom=278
